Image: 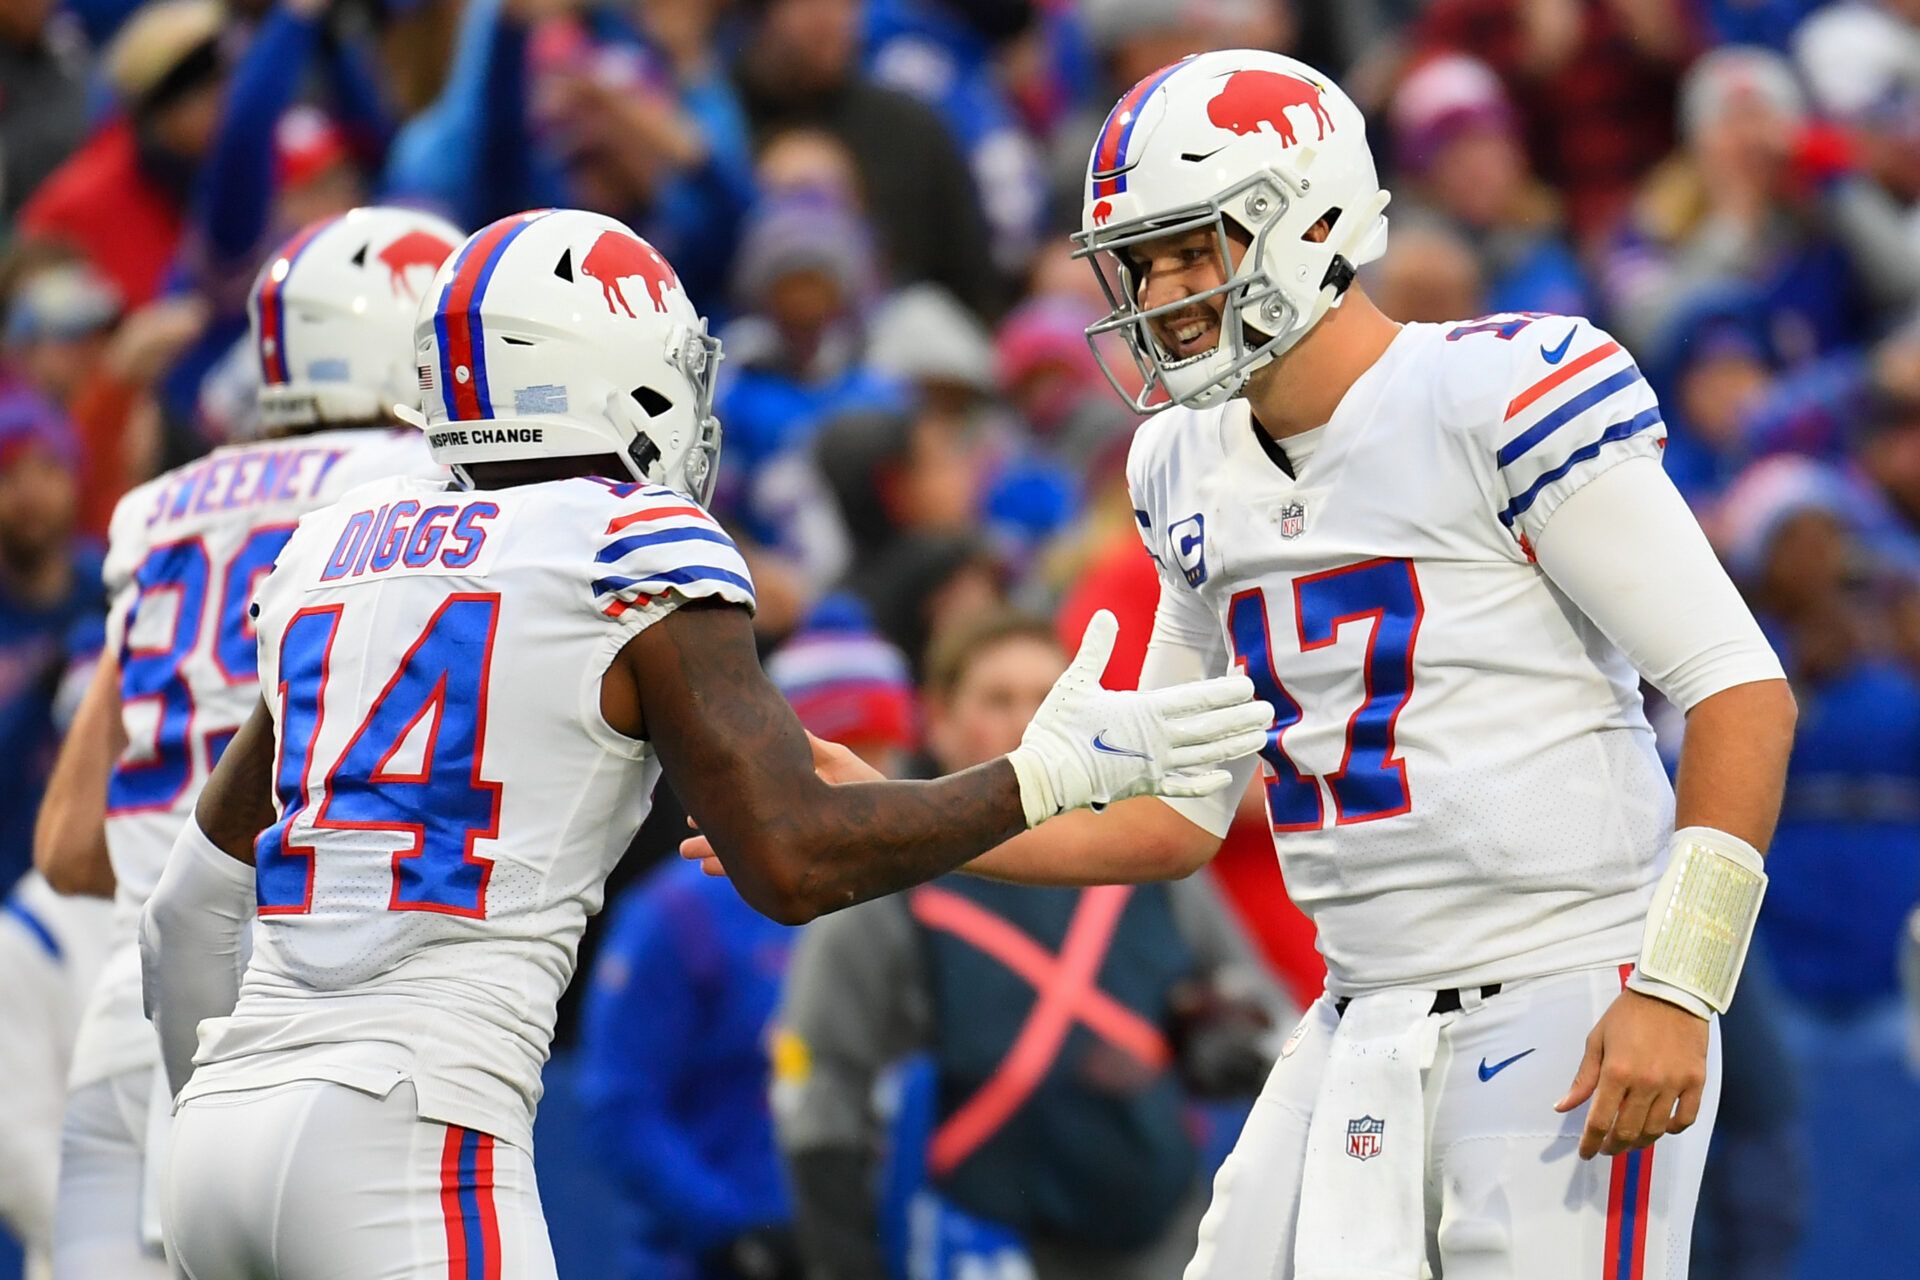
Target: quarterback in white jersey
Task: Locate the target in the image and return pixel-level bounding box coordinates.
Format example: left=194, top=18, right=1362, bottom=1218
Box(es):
left=686, top=50, right=1799, bottom=1280
left=32, top=206, right=460, bottom=1279
left=136, top=208, right=1269, bottom=1280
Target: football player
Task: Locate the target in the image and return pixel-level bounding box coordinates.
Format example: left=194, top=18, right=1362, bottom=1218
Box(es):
left=137, top=208, right=1269, bottom=1278
left=33, top=206, right=461, bottom=1279
left=694, top=50, right=1798, bottom=1279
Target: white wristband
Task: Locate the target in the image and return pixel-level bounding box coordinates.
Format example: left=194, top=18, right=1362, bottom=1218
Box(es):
left=1005, top=746, right=1060, bottom=829
left=1626, top=826, right=1767, bottom=1017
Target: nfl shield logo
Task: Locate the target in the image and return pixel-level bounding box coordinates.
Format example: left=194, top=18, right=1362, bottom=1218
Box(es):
left=1346, top=1115, right=1385, bottom=1161
left=1279, top=501, right=1306, bottom=539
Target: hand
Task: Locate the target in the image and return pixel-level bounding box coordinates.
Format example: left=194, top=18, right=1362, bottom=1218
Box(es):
left=680, top=732, right=878, bottom=876
left=106, top=298, right=210, bottom=386
left=1555, top=988, right=1710, bottom=1160
left=1006, top=611, right=1271, bottom=826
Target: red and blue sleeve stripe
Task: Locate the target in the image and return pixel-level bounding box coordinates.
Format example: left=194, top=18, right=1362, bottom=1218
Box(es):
left=256, top=217, right=337, bottom=385
left=434, top=213, right=545, bottom=423
left=1091, top=61, right=1186, bottom=199
left=1497, top=353, right=1643, bottom=467
left=1497, top=407, right=1663, bottom=529
left=594, top=525, right=739, bottom=565
left=590, top=563, right=755, bottom=602
left=439, top=1125, right=501, bottom=1280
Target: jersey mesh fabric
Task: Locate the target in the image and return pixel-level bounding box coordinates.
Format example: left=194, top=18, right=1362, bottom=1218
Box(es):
left=72, top=429, right=438, bottom=1090
left=1127, top=318, right=1676, bottom=996
left=180, top=477, right=753, bottom=1148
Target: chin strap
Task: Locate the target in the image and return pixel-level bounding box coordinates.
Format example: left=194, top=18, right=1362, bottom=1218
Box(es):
left=1319, top=255, right=1357, bottom=297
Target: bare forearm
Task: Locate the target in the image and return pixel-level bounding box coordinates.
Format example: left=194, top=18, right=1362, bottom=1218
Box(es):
left=759, top=765, right=1030, bottom=919
left=965, top=797, right=1221, bottom=886
left=641, top=605, right=1027, bottom=920
left=1673, top=679, right=1797, bottom=850
left=34, top=656, right=124, bottom=897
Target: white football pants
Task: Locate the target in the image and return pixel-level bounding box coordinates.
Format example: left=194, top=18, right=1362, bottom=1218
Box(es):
left=1187, top=965, right=1721, bottom=1280
left=166, top=1080, right=558, bottom=1280
left=52, top=1070, right=171, bottom=1280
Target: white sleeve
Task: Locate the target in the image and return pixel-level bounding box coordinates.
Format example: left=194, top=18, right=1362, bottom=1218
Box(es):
left=1533, top=457, right=1785, bottom=712
left=1138, top=574, right=1259, bottom=839
left=139, top=816, right=256, bottom=1097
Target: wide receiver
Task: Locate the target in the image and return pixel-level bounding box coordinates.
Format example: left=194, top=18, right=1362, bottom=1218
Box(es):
left=694, top=50, right=1797, bottom=1279
left=135, top=208, right=1269, bottom=1278
left=32, top=206, right=460, bottom=1279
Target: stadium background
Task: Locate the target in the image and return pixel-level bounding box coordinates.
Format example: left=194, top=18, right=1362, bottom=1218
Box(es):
left=2, top=0, right=1919, bottom=1276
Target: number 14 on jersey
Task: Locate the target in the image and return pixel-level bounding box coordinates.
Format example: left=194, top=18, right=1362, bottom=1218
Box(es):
left=1227, top=556, right=1424, bottom=831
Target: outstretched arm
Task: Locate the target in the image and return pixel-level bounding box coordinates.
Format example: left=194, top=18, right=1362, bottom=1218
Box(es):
left=623, top=601, right=1265, bottom=924
left=683, top=739, right=1227, bottom=888
left=34, top=652, right=125, bottom=898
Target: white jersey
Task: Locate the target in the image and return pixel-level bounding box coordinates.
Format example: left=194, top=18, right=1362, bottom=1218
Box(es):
left=180, top=476, right=756, bottom=1148
left=0, top=873, right=112, bottom=1255
left=1130, top=315, right=1676, bottom=996
left=72, top=429, right=437, bottom=1089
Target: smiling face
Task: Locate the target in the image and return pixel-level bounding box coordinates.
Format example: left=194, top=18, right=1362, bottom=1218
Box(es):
left=1127, top=224, right=1248, bottom=363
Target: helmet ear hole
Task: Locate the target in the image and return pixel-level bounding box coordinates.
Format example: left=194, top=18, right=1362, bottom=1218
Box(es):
left=631, top=386, right=673, bottom=418
left=1303, top=207, right=1341, bottom=242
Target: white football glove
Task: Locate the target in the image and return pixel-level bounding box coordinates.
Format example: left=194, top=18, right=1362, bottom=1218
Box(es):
left=1005, top=610, right=1272, bottom=828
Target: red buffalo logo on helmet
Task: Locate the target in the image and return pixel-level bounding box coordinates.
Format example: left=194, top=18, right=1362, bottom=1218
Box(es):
left=376, top=230, right=456, bottom=300
left=1207, top=70, right=1335, bottom=148
left=580, top=231, right=680, bottom=318
left=1092, top=199, right=1114, bottom=226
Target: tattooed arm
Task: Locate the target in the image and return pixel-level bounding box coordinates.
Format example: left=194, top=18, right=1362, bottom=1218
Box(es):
left=610, top=601, right=1029, bottom=924
left=191, top=698, right=282, bottom=864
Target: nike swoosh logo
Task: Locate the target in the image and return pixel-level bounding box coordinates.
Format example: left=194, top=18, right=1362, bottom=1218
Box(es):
left=1540, top=331, right=1575, bottom=364
left=1091, top=732, right=1150, bottom=761
left=1180, top=146, right=1228, bottom=163
left=1477, top=1049, right=1536, bottom=1082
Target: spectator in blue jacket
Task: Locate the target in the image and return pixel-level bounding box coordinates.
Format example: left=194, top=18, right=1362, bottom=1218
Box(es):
left=576, top=609, right=918, bottom=1280
left=577, top=857, right=800, bottom=1280
left=864, top=0, right=1047, bottom=276
left=1719, top=456, right=1920, bottom=1010
left=384, top=0, right=754, bottom=309
left=165, top=0, right=395, bottom=431
left=0, top=387, right=102, bottom=894
left=1714, top=450, right=1920, bottom=1279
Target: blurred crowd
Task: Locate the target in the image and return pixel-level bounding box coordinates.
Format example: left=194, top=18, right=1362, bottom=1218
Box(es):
left=4, top=1, right=1920, bottom=1278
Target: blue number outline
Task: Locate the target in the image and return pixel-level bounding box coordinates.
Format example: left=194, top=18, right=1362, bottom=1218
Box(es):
left=1292, top=558, right=1424, bottom=824
left=1226, top=558, right=1427, bottom=831
left=257, top=594, right=504, bottom=918
left=108, top=539, right=210, bottom=814
left=258, top=605, right=343, bottom=914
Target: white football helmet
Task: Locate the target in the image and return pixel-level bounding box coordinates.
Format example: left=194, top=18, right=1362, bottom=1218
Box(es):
left=250, top=205, right=464, bottom=431
left=409, top=209, right=723, bottom=500
left=1072, top=50, right=1391, bottom=413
